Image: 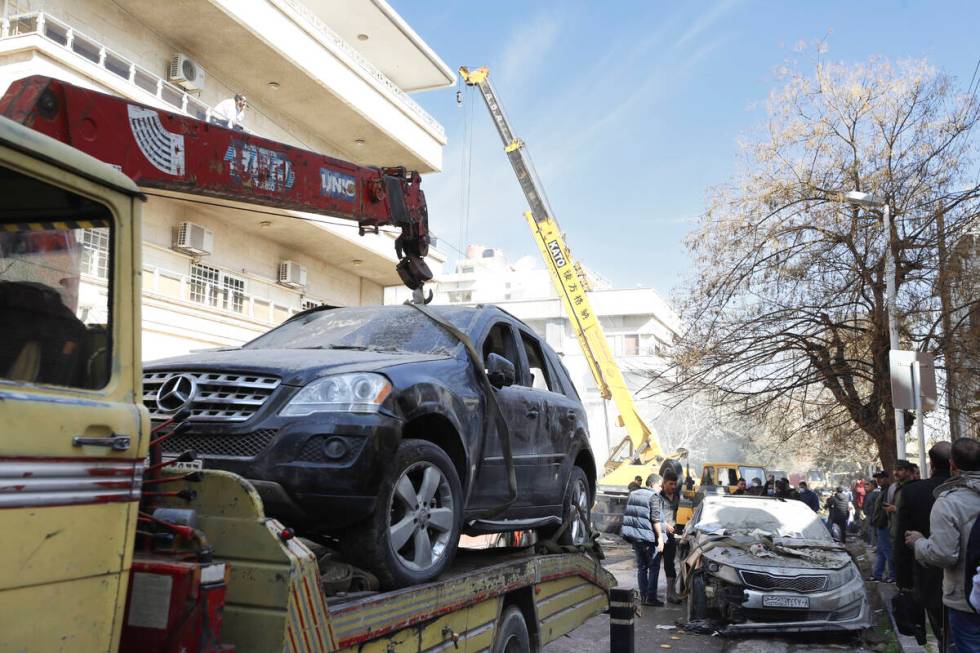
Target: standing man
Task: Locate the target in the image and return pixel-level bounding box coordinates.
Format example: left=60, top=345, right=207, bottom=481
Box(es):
left=798, top=481, right=820, bottom=512
left=864, top=479, right=881, bottom=547
left=896, top=442, right=951, bottom=646
left=906, top=438, right=980, bottom=653
left=620, top=474, right=665, bottom=607
left=658, top=472, right=682, bottom=604
left=869, top=471, right=895, bottom=582
left=827, top=486, right=851, bottom=543
left=888, top=460, right=917, bottom=574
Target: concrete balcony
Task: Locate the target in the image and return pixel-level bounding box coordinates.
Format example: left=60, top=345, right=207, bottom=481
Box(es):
left=109, top=0, right=449, bottom=171
left=0, top=0, right=449, bottom=172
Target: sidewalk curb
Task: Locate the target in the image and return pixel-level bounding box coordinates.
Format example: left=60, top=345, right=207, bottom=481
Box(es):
left=876, top=583, right=936, bottom=653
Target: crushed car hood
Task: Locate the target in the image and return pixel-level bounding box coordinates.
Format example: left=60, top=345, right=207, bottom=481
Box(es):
left=144, top=348, right=451, bottom=386
left=695, top=533, right=851, bottom=571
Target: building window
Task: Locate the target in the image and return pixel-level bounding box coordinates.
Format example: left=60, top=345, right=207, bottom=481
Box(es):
left=223, top=274, right=246, bottom=313
left=189, top=263, right=246, bottom=313
left=448, top=290, right=472, bottom=303
left=78, top=228, right=110, bottom=278
left=302, top=299, right=322, bottom=311
left=190, top=263, right=220, bottom=306
left=624, top=334, right=640, bottom=356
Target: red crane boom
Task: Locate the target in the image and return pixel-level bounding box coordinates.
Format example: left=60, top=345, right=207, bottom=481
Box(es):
left=0, top=75, right=432, bottom=292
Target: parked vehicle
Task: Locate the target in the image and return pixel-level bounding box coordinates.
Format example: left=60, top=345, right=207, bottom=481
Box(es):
left=678, top=495, right=870, bottom=633
left=144, top=304, right=597, bottom=587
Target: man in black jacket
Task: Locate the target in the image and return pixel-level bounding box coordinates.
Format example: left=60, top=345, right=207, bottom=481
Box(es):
left=896, top=442, right=952, bottom=645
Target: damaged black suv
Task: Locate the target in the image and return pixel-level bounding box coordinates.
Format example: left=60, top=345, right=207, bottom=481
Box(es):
left=143, top=304, right=596, bottom=587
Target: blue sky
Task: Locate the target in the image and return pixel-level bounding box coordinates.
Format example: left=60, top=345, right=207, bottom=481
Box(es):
left=392, top=1, right=979, bottom=298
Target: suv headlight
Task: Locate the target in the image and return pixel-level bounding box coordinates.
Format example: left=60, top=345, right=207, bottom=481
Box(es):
left=280, top=373, right=392, bottom=417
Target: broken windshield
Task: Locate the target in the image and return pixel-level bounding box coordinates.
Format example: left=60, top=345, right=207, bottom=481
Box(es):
left=696, top=498, right=831, bottom=541
left=243, top=306, right=478, bottom=356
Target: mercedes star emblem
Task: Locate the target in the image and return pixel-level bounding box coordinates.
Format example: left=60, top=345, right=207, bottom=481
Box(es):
left=156, top=373, right=198, bottom=413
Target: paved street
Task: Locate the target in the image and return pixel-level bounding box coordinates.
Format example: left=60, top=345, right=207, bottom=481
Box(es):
left=544, top=540, right=888, bottom=653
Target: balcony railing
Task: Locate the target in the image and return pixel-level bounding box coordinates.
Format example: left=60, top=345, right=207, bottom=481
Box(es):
left=272, top=0, right=446, bottom=140
left=1, top=11, right=216, bottom=121
left=142, top=264, right=304, bottom=326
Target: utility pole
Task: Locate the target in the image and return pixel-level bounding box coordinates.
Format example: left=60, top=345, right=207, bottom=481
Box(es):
left=844, top=192, right=906, bottom=459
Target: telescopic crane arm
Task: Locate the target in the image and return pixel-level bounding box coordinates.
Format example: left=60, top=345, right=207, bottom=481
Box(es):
left=459, top=66, right=664, bottom=465
left=0, top=75, right=432, bottom=294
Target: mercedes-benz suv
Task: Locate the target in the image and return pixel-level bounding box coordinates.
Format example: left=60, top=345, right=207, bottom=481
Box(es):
left=143, top=304, right=596, bottom=587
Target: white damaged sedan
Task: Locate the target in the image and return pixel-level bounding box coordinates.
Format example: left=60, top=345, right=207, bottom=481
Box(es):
left=678, top=494, right=871, bottom=633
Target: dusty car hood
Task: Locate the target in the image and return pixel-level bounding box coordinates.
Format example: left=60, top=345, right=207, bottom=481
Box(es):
left=695, top=533, right=851, bottom=571
left=144, top=348, right=451, bottom=386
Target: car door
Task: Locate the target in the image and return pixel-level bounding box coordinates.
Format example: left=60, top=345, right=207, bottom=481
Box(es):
left=515, top=329, right=578, bottom=509
left=468, top=320, right=540, bottom=511
left=0, top=139, right=146, bottom=650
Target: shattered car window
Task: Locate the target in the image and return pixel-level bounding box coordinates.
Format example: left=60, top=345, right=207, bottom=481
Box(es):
left=696, top=498, right=831, bottom=541
left=243, top=306, right=477, bottom=356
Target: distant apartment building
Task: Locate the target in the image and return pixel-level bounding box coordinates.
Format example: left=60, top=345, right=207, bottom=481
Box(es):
left=0, top=0, right=452, bottom=359
left=949, top=228, right=979, bottom=437
left=387, top=246, right=682, bottom=461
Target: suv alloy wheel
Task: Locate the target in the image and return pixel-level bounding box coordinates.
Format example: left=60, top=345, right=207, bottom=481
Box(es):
left=347, top=439, right=462, bottom=588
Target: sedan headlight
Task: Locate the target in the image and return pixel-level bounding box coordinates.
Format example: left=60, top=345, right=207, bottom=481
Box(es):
left=280, top=373, right=392, bottom=417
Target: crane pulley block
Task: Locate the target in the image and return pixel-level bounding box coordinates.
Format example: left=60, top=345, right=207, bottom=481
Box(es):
left=0, top=75, right=431, bottom=290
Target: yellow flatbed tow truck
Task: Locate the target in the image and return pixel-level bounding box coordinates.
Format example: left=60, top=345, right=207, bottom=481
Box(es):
left=0, top=79, right=613, bottom=653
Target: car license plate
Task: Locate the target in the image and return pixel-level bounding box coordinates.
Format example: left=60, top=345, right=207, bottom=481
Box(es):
left=160, top=456, right=203, bottom=472
left=762, top=595, right=809, bottom=609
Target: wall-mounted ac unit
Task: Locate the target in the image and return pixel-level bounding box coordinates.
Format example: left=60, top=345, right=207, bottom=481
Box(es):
left=278, top=261, right=308, bottom=289
left=168, top=53, right=206, bottom=91
left=173, top=222, right=213, bottom=256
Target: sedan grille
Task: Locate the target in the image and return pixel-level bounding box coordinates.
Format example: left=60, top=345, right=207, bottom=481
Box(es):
left=143, top=371, right=281, bottom=422
left=739, top=570, right=828, bottom=593
left=161, top=429, right=278, bottom=458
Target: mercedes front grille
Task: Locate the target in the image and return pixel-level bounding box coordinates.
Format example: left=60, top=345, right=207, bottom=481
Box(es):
left=143, top=371, right=281, bottom=422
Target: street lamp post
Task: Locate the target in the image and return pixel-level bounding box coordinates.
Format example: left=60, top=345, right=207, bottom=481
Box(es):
left=843, top=191, right=907, bottom=460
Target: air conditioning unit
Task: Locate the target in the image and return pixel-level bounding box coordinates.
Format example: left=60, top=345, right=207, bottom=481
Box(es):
left=278, top=261, right=308, bottom=289
left=168, top=53, right=206, bottom=91
left=173, top=222, right=213, bottom=256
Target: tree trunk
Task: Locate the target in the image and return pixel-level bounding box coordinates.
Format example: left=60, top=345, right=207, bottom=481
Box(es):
left=936, top=206, right=963, bottom=440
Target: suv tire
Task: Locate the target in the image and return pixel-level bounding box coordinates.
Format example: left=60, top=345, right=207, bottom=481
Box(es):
left=539, top=466, right=591, bottom=546
left=347, top=439, right=462, bottom=589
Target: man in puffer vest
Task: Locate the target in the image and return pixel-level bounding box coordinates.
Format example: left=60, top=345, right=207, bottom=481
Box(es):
left=620, top=473, right=665, bottom=606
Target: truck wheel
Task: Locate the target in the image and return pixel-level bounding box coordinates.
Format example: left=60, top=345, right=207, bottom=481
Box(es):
left=347, top=439, right=462, bottom=589
left=493, top=606, right=531, bottom=653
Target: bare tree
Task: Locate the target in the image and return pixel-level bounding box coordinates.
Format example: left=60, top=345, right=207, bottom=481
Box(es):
left=659, top=57, right=980, bottom=470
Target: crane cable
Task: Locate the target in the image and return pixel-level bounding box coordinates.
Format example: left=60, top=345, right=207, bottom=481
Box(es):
left=456, top=84, right=476, bottom=262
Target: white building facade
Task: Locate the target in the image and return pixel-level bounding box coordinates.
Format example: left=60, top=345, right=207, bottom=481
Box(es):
left=0, top=0, right=452, bottom=360
left=387, top=246, right=682, bottom=462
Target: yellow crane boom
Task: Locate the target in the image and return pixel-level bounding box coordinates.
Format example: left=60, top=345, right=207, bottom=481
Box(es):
left=459, top=66, right=666, bottom=469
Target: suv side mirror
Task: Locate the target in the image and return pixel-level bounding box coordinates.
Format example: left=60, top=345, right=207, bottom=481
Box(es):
left=486, top=353, right=515, bottom=389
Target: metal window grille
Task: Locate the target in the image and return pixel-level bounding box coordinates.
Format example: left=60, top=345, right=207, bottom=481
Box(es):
left=78, top=228, right=109, bottom=278
left=190, top=263, right=220, bottom=306
left=301, top=299, right=321, bottom=311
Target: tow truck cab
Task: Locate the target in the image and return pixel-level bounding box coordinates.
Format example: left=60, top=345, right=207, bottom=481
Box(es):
left=0, top=114, right=148, bottom=650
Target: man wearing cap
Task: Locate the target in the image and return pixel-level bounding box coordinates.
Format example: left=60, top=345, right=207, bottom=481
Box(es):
left=869, top=470, right=896, bottom=582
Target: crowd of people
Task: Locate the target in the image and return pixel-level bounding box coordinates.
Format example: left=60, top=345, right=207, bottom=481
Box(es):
left=618, top=439, right=980, bottom=652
